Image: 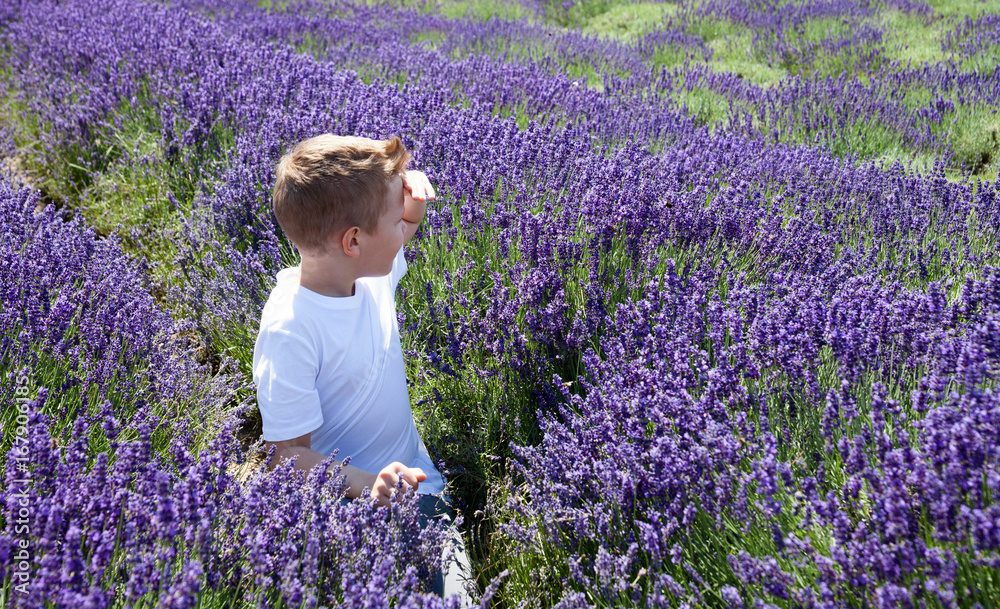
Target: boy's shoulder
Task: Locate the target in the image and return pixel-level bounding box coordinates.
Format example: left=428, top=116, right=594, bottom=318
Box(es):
left=257, top=267, right=314, bottom=333
left=253, top=268, right=332, bottom=367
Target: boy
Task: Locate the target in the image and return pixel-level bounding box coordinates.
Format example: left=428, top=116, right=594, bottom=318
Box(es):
left=251, top=134, right=467, bottom=598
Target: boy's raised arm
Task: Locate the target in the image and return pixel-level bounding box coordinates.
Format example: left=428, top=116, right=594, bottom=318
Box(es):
left=401, top=170, right=434, bottom=245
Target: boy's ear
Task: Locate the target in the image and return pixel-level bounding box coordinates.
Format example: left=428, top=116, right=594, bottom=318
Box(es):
left=340, top=226, right=362, bottom=258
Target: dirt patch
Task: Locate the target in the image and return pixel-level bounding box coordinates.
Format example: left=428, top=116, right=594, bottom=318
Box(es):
left=2, top=154, right=31, bottom=186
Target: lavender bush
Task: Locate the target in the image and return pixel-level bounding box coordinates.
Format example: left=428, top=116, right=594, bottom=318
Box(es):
left=0, top=177, right=233, bottom=445
left=1, top=390, right=455, bottom=607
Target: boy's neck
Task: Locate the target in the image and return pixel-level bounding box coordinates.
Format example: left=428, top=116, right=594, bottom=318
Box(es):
left=298, top=253, right=357, bottom=298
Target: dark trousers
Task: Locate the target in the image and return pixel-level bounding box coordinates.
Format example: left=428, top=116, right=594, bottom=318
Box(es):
left=417, top=494, right=462, bottom=598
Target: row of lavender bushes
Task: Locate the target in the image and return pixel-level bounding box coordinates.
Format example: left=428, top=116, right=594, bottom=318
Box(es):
left=196, top=0, right=1000, bottom=172
left=1, top=0, right=999, bottom=606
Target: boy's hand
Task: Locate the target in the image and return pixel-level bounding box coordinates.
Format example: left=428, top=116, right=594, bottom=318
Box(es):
left=371, top=462, right=427, bottom=506
left=401, top=170, right=434, bottom=246
left=402, top=170, right=435, bottom=202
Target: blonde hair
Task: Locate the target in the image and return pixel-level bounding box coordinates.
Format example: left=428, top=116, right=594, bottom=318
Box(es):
left=272, top=134, right=411, bottom=254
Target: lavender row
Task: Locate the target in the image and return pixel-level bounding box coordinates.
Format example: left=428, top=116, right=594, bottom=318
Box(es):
left=0, top=177, right=220, bottom=425
left=180, top=0, right=1000, bottom=170
left=503, top=253, right=1000, bottom=605
left=168, top=0, right=706, bottom=148
left=943, top=13, right=1000, bottom=59
left=694, top=0, right=931, bottom=68
left=187, top=0, right=685, bottom=77
left=3, top=395, right=455, bottom=608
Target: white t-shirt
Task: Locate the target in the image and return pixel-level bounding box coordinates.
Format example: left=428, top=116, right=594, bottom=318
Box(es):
left=252, top=246, right=445, bottom=495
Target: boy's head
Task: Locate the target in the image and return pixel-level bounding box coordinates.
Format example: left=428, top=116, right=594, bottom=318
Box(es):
left=272, top=134, right=411, bottom=255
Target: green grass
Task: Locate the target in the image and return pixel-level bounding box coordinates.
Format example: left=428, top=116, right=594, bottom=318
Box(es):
left=580, top=2, right=677, bottom=40
left=703, top=33, right=789, bottom=85
left=898, top=87, right=1000, bottom=179
left=435, top=0, right=535, bottom=22
left=678, top=12, right=744, bottom=45
left=948, top=107, right=1000, bottom=178
left=672, top=86, right=733, bottom=131
left=881, top=10, right=949, bottom=66
left=925, top=0, right=998, bottom=18
left=411, top=29, right=445, bottom=47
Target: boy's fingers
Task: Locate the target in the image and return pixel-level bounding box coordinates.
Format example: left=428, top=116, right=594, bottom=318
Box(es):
left=371, top=486, right=390, bottom=506
left=404, top=184, right=424, bottom=202
left=399, top=469, right=423, bottom=489
left=404, top=170, right=435, bottom=200
left=401, top=175, right=424, bottom=201
left=375, top=463, right=428, bottom=494
left=379, top=470, right=400, bottom=488
left=411, top=174, right=431, bottom=194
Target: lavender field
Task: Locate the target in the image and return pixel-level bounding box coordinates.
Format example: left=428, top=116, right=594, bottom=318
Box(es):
left=2, top=0, right=999, bottom=606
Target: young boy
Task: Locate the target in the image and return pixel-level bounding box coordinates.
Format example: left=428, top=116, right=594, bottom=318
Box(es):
left=251, top=134, right=467, bottom=597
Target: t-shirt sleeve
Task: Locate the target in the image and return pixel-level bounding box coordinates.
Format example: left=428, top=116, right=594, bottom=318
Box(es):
left=388, top=245, right=408, bottom=290
left=252, top=327, right=324, bottom=442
